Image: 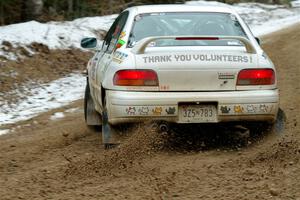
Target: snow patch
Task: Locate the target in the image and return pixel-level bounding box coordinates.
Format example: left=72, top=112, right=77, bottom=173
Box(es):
left=233, top=3, right=300, bottom=36
left=49, top=108, right=82, bottom=121
left=50, top=112, right=65, bottom=120
left=0, top=73, right=85, bottom=126
left=0, top=15, right=117, bottom=60
left=251, top=15, right=300, bottom=36
left=65, top=107, right=81, bottom=113
left=0, top=129, right=10, bottom=136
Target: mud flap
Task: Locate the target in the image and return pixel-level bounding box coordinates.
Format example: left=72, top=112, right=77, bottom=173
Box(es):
left=86, top=95, right=102, bottom=125
left=273, top=108, right=286, bottom=135
left=102, top=111, right=120, bottom=149
left=84, top=84, right=102, bottom=126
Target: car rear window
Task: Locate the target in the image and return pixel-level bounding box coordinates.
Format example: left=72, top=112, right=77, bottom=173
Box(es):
left=128, top=12, right=248, bottom=47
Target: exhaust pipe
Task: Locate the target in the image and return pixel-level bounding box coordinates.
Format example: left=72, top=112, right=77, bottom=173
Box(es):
left=159, top=123, right=169, bottom=132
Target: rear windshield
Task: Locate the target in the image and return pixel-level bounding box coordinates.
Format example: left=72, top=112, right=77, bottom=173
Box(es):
left=128, top=12, right=247, bottom=47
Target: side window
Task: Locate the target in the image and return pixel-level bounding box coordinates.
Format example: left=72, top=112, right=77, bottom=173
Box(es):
left=105, top=11, right=129, bottom=53
left=101, top=16, right=120, bottom=51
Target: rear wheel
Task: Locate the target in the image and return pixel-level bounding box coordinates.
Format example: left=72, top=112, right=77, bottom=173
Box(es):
left=247, top=108, right=286, bottom=135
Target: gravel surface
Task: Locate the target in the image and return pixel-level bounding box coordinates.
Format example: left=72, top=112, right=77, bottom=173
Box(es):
left=0, top=24, right=299, bottom=200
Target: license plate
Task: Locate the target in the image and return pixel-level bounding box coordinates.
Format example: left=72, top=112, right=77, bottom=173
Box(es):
left=179, top=105, right=217, bottom=123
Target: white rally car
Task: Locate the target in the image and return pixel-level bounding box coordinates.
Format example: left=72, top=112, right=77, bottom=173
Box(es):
left=81, top=5, right=279, bottom=148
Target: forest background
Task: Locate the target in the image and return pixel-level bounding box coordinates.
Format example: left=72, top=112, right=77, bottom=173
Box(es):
left=0, top=0, right=292, bottom=25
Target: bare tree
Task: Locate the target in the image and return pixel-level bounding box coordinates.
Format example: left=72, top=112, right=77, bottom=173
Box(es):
left=25, top=0, right=44, bottom=20
left=68, top=0, right=74, bottom=13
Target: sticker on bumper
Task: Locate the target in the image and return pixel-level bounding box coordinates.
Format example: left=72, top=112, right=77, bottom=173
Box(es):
left=219, top=103, right=275, bottom=115
left=124, top=106, right=177, bottom=116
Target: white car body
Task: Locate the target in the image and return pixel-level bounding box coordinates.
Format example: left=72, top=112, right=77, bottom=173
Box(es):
left=84, top=4, right=279, bottom=127
left=291, top=0, right=300, bottom=7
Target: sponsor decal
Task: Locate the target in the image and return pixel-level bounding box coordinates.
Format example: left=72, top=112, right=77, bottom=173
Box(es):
left=234, top=105, right=244, bottom=113
left=246, top=105, right=255, bottom=113
left=220, top=106, right=231, bottom=114
left=152, top=107, right=163, bottom=115
left=113, top=51, right=128, bottom=64
left=119, top=31, right=126, bottom=39
left=116, top=39, right=126, bottom=49
left=165, top=107, right=176, bottom=115
left=138, top=107, right=149, bottom=115
left=219, top=104, right=274, bottom=115
left=125, top=106, right=177, bottom=116
left=126, top=107, right=136, bottom=115
left=142, top=54, right=252, bottom=64
left=259, top=104, right=268, bottom=113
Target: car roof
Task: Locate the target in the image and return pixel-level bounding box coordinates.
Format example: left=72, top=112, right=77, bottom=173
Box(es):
left=125, top=4, right=236, bottom=15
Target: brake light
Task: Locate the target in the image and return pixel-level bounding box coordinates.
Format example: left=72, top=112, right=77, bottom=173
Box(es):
left=237, top=69, right=275, bottom=85
left=175, top=37, right=219, bottom=41
left=113, top=70, right=159, bottom=86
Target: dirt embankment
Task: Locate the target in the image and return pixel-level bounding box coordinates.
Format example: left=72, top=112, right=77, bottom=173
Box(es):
left=0, top=43, right=91, bottom=94
left=0, top=24, right=299, bottom=200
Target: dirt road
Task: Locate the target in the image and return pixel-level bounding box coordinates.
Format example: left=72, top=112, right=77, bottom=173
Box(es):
left=0, top=24, right=300, bottom=200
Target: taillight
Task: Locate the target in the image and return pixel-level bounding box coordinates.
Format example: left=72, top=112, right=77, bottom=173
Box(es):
left=175, top=37, right=219, bottom=40
left=113, top=70, right=159, bottom=86
left=237, top=69, right=275, bottom=85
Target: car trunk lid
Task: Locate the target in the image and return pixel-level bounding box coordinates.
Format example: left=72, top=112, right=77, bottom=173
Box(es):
left=134, top=48, right=258, bottom=91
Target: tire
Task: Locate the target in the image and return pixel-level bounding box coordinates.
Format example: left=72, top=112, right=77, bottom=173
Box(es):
left=84, top=84, right=90, bottom=122
left=247, top=108, right=286, bottom=135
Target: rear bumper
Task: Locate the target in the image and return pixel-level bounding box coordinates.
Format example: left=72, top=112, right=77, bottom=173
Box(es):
left=106, top=89, right=279, bottom=125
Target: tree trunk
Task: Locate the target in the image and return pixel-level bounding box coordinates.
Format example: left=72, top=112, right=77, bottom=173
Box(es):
left=68, top=0, right=74, bottom=13
left=25, top=0, right=44, bottom=20
left=0, top=2, right=3, bottom=25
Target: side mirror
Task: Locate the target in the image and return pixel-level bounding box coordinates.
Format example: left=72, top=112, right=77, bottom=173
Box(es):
left=81, top=37, right=97, bottom=49
left=255, top=37, right=260, bottom=45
